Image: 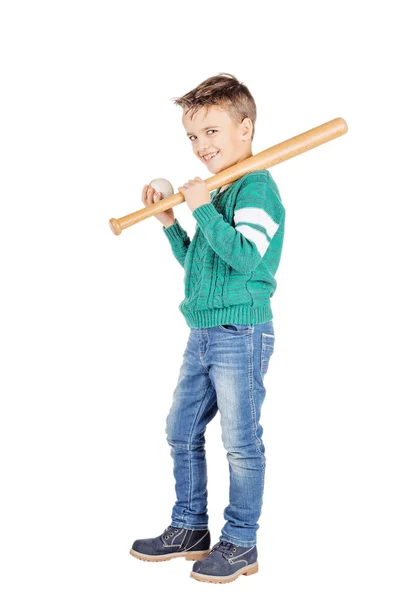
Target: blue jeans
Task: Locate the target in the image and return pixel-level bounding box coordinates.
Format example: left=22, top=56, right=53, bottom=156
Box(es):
left=165, top=321, right=275, bottom=548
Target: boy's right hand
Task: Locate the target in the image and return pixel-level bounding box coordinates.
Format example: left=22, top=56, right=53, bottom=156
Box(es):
left=142, top=184, right=175, bottom=228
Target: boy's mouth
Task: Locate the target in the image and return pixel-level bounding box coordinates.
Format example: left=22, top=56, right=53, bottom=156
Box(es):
left=202, top=150, right=220, bottom=162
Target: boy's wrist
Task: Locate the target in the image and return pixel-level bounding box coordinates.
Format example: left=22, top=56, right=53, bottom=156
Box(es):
left=162, top=218, right=176, bottom=229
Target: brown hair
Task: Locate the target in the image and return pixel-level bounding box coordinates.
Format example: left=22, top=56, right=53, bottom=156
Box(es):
left=170, top=72, right=257, bottom=141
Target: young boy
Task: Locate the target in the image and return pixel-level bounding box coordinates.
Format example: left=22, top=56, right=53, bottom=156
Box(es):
left=130, top=73, right=285, bottom=584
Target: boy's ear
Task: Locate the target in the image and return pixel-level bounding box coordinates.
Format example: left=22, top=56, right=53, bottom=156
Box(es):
left=240, top=117, right=253, bottom=140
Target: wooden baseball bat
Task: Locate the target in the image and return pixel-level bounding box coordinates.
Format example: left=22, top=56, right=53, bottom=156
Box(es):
left=109, top=117, right=348, bottom=235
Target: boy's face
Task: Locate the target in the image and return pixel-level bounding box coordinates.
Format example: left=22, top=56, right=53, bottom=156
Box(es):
left=182, top=105, right=252, bottom=174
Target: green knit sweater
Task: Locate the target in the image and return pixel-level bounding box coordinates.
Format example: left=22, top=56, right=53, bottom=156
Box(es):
left=163, top=169, right=285, bottom=329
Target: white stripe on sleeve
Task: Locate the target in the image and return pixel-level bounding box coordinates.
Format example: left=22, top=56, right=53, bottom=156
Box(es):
left=235, top=224, right=269, bottom=257
left=234, top=207, right=280, bottom=239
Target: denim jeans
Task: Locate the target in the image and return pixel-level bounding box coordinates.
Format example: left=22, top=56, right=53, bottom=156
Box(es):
left=165, top=320, right=275, bottom=548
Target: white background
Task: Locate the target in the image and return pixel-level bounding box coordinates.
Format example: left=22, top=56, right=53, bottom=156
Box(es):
left=1, top=1, right=399, bottom=598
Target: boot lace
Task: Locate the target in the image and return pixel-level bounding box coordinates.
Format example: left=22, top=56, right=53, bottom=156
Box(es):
left=160, top=525, right=180, bottom=540
left=209, top=540, right=238, bottom=558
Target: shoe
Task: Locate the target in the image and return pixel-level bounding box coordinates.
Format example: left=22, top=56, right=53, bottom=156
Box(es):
left=190, top=540, right=258, bottom=583
left=130, top=524, right=211, bottom=562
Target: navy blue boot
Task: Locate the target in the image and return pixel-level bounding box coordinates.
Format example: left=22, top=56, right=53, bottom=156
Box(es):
left=130, top=525, right=211, bottom=562
left=190, top=540, right=258, bottom=583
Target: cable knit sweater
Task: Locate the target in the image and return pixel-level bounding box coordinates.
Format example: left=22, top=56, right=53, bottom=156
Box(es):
left=162, top=169, right=285, bottom=329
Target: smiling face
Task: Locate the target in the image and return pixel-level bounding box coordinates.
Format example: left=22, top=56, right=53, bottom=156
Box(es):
left=182, top=104, right=253, bottom=174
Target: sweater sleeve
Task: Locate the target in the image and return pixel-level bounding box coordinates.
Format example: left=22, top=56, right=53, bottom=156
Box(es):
left=192, top=175, right=284, bottom=274
left=162, top=218, right=191, bottom=268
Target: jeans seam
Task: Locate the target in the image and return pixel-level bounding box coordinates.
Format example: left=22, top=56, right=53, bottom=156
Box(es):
left=171, top=521, right=208, bottom=530
left=220, top=534, right=257, bottom=546
left=248, top=331, right=258, bottom=450
left=186, top=379, right=214, bottom=514
left=196, top=328, right=210, bottom=373
left=250, top=330, right=265, bottom=461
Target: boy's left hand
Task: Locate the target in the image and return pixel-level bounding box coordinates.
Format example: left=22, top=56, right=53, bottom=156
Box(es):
left=178, top=177, right=210, bottom=212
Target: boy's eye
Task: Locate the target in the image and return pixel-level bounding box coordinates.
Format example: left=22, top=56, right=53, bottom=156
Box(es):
left=189, top=129, right=217, bottom=142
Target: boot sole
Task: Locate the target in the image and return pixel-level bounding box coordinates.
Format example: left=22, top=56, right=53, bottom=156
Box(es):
left=190, top=561, right=259, bottom=583
left=129, top=548, right=211, bottom=562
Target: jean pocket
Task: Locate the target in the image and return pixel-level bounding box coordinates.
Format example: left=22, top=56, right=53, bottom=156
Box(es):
left=218, top=323, right=254, bottom=333
left=261, top=333, right=275, bottom=376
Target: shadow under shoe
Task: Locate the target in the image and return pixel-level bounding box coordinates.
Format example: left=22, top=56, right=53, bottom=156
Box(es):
left=130, top=525, right=211, bottom=562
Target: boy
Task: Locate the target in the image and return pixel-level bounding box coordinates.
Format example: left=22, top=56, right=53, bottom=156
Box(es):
left=130, top=73, right=285, bottom=584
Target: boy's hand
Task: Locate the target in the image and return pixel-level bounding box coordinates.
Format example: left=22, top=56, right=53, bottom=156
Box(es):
left=142, top=184, right=175, bottom=227
left=178, top=177, right=210, bottom=212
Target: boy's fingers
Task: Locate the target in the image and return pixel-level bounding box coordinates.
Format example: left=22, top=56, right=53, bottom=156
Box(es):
left=147, top=187, right=162, bottom=203
left=143, top=185, right=162, bottom=207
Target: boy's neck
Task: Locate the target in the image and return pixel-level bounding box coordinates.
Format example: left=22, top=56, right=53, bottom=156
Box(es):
left=218, top=149, right=254, bottom=193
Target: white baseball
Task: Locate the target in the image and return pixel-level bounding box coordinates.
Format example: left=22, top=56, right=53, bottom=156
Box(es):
left=149, top=178, right=174, bottom=203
